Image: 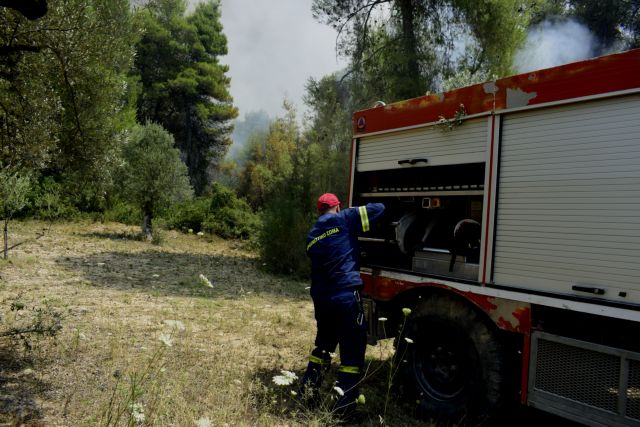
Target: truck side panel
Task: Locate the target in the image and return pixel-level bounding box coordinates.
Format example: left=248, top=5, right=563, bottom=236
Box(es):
left=492, top=94, right=640, bottom=306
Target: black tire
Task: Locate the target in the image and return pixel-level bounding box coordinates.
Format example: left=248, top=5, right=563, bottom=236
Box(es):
left=395, top=294, right=506, bottom=425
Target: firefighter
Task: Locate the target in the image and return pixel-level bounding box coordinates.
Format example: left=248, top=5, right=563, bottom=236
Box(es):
left=301, top=193, right=385, bottom=418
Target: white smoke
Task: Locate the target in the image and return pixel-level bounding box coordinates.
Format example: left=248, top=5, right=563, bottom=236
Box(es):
left=514, top=19, right=599, bottom=73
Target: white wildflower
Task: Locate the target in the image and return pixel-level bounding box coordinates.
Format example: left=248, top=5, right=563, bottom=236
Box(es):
left=281, top=370, right=298, bottom=380
left=404, top=337, right=414, bottom=344
left=290, top=390, right=298, bottom=396
left=188, top=229, right=194, bottom=233
left=163, top=320, right=186, bottom=331
left=329, top=352, right=337, bottom=358
left=402, top=307, right=412, bottom=316
left=378, top=317, right=388, bottom=322
left=196, top=417, right=212, bottom=427
left=272, top=372, right=296, bottom=386
left=159, top=333, right=173, bottom=347
left=272, top=370, right=297, bottom=385
left=197, top=231, right=204, bottom=236
left=199, top=274, right=213, bottom=288
left=333, top=386, right=344, bottom=396
left=130, top=402, right=145, bottom=425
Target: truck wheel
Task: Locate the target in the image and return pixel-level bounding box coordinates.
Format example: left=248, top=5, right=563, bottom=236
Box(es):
left=395, top=295, right=506, bottom=425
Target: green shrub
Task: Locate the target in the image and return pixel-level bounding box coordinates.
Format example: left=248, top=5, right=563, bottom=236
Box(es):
left=163, top=182, right=261, bottom=242
left=25, top=176, right=79, bottom=220
left=202, top=203, right=260, bottom=240
left=260, top=194, right=313, bottom=277
left=209, top=182, right=236, bottom=210
left=164, top=198, right=210, bottom=233
left=103, top=201, right=141, bottom=225
left=203, top=182, right=260, bottom=240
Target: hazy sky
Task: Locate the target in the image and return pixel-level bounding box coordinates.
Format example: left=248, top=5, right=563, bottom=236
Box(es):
left=219, top=0, right=347, bottom=120
left=216, top=1, right=601, bottom=122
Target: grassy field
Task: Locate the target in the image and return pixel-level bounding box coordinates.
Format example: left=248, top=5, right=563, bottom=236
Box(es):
left=0, top=220, right=419, bottom=426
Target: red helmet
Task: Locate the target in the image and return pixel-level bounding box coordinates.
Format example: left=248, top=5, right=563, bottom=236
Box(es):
left=317, top=193, right=341, bottom=213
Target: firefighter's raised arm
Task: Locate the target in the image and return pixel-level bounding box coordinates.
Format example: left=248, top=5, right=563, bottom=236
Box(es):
left=346, top=202, right=385, bottom=234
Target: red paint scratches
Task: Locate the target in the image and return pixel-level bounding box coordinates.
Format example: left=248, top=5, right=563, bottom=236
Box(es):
left=354, top=48, right=640, bottom=135
left=353, top=83, right=495, bottom=135
left=497, top=307, right=531, bottom=333
left=512, top=306, right=532, bottom=333
left=497, top=317, right=517, bottom=331
left=372, top=277, right=423, bottom=301
left=360, top=274, right=447, bottom=302
left=464, top=292, right=498, bottom=311
left=360, top=273, right=532, bottom=334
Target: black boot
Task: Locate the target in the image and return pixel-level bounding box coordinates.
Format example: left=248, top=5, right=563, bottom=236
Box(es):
left=334, top=370, right=361, bottom=419
left=300, top=355, right=330, bottom=407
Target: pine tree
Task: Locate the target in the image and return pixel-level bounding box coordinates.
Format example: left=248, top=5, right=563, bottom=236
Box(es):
left=134, top=0, right=238, bottom=195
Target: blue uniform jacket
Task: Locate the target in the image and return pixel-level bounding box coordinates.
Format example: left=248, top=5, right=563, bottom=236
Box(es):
left=306, top=203, right=385, bottom=297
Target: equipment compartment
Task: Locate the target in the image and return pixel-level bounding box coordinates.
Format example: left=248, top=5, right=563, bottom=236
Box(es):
left=353, top=162, right=485, bottom=281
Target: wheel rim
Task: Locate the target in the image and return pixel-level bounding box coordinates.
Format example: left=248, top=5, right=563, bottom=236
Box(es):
left=411, top=319, right=478, bottom=402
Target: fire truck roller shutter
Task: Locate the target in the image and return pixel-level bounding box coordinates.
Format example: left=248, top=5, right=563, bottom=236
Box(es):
left=357, top=117, right=488, bottom=172
left=493, top=94, right=640, bottom=304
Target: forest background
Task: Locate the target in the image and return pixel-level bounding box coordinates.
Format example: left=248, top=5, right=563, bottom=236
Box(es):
left=1, top=0, right=639, bottom=274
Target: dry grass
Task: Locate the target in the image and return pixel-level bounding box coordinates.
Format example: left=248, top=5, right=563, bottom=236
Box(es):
left=0, top=221, right=422, bottom=426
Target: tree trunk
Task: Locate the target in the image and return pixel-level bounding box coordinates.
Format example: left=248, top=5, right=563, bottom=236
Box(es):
left=184, top=108, right=204, bottom=195
left=142, top=202, right=153, bottom=241
left=398, top=0, right=422, bottom=98
left=3, top=219, right=8, bottom=259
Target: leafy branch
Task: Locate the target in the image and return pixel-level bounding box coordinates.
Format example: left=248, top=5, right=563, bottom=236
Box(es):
left=437, top=103, right=466, bottom=131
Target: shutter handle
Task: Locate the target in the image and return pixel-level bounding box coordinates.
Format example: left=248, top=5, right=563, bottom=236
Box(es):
left=572, top=285, right=605, bottom=295
left=410, top=158, right=428, bottom=165
left=398, top=158, right=428, bottom=166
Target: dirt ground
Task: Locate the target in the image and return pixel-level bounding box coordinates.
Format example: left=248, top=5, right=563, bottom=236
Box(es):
left=0, top=221, right=418, bottom=426
left=0, top=221, right=577, bottom=427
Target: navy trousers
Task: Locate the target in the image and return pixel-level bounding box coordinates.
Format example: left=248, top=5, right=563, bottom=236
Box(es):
left=301, top=289, right=367, bottom=411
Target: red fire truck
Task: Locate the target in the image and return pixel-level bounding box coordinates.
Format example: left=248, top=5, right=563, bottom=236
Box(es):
left=351, top=49, right=640, bottom=426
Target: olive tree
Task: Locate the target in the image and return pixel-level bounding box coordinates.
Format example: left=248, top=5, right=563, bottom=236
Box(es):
left=121, top=123, right=193, bottom=240
left=0, top=170, right=31, bottom=258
